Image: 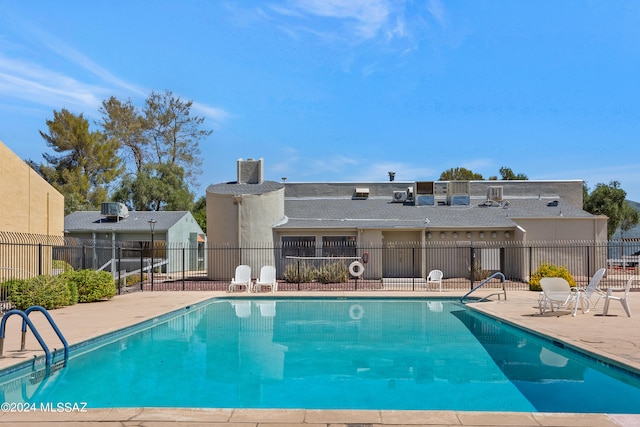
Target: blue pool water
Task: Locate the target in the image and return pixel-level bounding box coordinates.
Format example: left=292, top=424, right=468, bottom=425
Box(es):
left=1, top=298, right=640, bottom=412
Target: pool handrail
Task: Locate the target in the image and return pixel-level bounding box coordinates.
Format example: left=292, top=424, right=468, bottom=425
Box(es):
left=23, top=306, right=69, bottom=364
left=460, top=272, right=507, bottom=303
left=0, top=309, right=53, bottom=368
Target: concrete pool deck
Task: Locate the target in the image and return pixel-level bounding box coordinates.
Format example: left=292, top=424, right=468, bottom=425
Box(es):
left=1, top=289, right=639, bottom=426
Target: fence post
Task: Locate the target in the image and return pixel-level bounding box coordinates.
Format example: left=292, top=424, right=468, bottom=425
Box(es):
left=182, top=247, right=186, bottom=291
left=37, top=243, right=42, bottom=276
left=297, top=246, right=301, bottom=291
left=139, top=246, right=144, bottom=292
left=82, top=246, right=87, bottom=270
left=528, top=246, right=533, bottom=281
left=469, top=245, right=475, bottom=289
left=412, top=246, right=416, bottom=291
left=117, top=247, right=122, bottom=295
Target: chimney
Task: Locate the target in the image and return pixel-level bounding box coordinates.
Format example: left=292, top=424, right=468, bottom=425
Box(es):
left=388, top=171, right=396, bottom=182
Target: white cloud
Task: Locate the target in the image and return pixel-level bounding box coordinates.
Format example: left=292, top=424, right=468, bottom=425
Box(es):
left=426, top=0, right=448, bottom=28
left=0, top=25, right=231, bottom=125
left=293, top=0, right=390, bottom=39
left=268, top=0, right=408, bottom=42
left=191, top=102, right=232, bottom=125
left=0, top=55, right=106, bottom=112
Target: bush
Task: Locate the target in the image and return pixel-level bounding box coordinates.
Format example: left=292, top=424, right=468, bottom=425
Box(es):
left=52, top=259, right=74, bottom=272
left=125, top=273, right=145, bottom=286
left=8, top=275, right=73, bottom=310
left=283, top=262, right=316, bottom=283
left=316, top=262, right=349, bottom=283
left=529, top=263, right=576, bottom=291
left=65, top=269, right=116, bottom=303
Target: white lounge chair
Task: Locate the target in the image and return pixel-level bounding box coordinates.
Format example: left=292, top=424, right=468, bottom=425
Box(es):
left=580, top=267, right=606, bottom=313
left=539, top=277, right=580, bottom=316
left=603, top=276, right=634, bottom=317
left=228, top=265, right=252, bottom=292
left=427, top=269, right=443, bottom=292
left=253, top=265, right=277, bottom=292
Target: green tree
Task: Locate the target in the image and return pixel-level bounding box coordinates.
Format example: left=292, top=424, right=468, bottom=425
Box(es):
left=143, top=90, right=212, bottom=184
left=101, top=90, right=212, bottom=211
left=192, top=195, right=207, bottom=232
left=619, top=202, right=640, bottom=241
left=37, top=109, right=122, bottom=215
left=498, top=167, right=528, bottom=180
left=583, top=181, right=632, bottom=239
left=112, top=163, right=194, bottom=211
left=99, top=97, right=148, bottom=173
left=439, top=167, right=483, bottom=180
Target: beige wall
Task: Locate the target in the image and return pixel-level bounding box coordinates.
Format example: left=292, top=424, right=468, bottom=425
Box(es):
left=206, top=186, right=285, bottom=280
left=513, top=216, right=608, bottom=242
left=0, top=140, right=64, bottom=236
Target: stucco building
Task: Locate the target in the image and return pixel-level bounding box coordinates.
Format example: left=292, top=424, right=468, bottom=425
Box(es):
left=206, top=158, right=607, bottom=281
left=0, top=140, right=65, bottom=279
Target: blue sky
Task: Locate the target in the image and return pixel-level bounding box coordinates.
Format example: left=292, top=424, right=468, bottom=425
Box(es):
left=1, top=1, right=640, bottom=201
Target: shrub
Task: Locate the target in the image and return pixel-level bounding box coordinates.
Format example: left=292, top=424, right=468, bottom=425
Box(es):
left=65, top=269, right=116, bottom=303
left=125, top=273, right=145, bottom=286
left=8, top=275, right=73, bottom=310
left=283, top=262, right=316, bottom=283
left=52, top=259, right=74, bottom=272
left=529, top=263, right=576, bottom=291
left=470, top=263, right=492, bottom=281
left=316, top=262, right=349, bottom=283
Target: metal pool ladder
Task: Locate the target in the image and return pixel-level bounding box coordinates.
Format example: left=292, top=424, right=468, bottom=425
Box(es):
left=460, top=272, right=507, bottom=303
left=0, top=305, right=69, bottom=372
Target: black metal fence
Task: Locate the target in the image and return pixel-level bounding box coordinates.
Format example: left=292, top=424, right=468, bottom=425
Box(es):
left=2, top=234, right=640, bottom=302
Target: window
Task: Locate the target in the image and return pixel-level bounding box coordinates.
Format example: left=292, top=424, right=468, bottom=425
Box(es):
left=322, top=236, right=357, bottom=257
left=282, top=236, right=316, bottom=258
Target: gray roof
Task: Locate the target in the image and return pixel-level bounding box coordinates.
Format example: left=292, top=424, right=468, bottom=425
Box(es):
left=64, top=210, right=193, bottom=232
left=207, top=180, right=284, bottom=195
left=275, top=197, right=594, bottom=230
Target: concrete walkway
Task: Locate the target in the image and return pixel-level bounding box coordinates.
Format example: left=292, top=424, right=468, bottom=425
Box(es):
left=1, top=289, right=639, bottom=426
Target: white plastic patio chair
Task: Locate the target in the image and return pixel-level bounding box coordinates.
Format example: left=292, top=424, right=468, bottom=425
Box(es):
left=427, top=269, right=443, bottom=292
left=228, top=265, right=252, bottom=292
left=539, top=277, right=581, bottom=316
left=602, top=276, right=634, bottom=317
left=253, top=265, right=277, bottom=292
left=580, top=267, right=606, bottom=313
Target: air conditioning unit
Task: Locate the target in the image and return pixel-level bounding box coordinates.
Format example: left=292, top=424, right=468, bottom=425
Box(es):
left=415, top=181, right=434, bottom=195
left=392, top=190, right=408, bottom=203
left=101, top=202, right=129, bottom=219
left=488, top=186, right=504, bottom=202
left=407, top=186, right=414, bottom=199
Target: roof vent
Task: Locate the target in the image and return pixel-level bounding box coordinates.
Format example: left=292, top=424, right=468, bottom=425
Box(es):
left=101, top=202, right=129, bottom=219
left=353, top=187, right=370, bottom=199
left=488, top=186, right=504, bottom=202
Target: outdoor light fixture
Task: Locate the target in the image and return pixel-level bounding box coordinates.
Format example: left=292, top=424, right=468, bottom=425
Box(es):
left=148, top=218, right=157, bottom=291
left=466, top=232, right=472, bottom=239
left=491, top=231, right=497, bottom=238
left=440, top=232, right=446, bottom=239
left=453, top=232, right=458, bottom=239
left=427, top=232, right=432, bottom=239
left=479, top=232, right=485, bottom=239
left=505, top=231, right=511, bottom=238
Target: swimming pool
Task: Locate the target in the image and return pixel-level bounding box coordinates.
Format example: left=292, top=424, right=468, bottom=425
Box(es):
left=1, top=298, right=640, bottom=413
